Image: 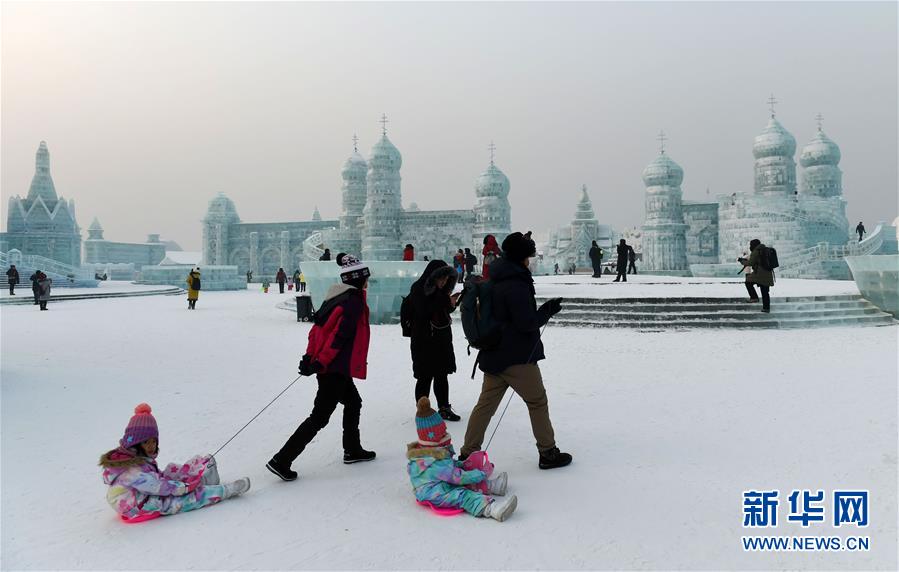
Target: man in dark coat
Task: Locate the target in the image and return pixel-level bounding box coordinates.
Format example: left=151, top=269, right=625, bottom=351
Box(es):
left=613, top=239, right=629, bottom=282
left=460, top=231, right=572, bottom=470
left=407, top=259, right=461, bottom=421
left=6, top=264, right=19, bottom=295
left=856, top=222, right=866, bottom=242
left=627, top=245, right=637, bottom=274
left=741, top=239, right=775, bottom=313
left=464, top=248, right=477, bottom=280
left=276, top=268, right=287, bottom=294
left=29, top=270, right=42, bottom=305
left=588, top=241, right=604, bottom=278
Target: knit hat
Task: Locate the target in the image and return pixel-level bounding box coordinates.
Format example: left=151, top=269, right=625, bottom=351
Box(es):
left=120, top=403, right=159, bottom=448
left=337, top=254, right=370, bottom=288
left=416, top=397, right=451, bottom=447
left=501, top=231, right=537, bottom=263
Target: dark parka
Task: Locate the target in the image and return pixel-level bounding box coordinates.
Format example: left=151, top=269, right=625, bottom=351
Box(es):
left=748, top=243, right=775, bottom=287
left=408, top=261, right=458, bottom=379
left=478, top=256, right=553, bottom=375
left=616, top=243, right=629, bottom=266
left=6, top=266, right=20, bottom=285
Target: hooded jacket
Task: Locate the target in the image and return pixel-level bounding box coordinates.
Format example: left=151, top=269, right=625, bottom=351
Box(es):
left=407, top=261, right=457, bottom=378
left=477, top=256, right=552, bottom=375
left=305, top=283, right=370, bottom=379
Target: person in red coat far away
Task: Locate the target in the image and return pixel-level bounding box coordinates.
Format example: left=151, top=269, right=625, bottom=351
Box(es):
left=482, top=235, right=501, bottom=280
left=266, top=253, right=375, bottom=482
left=403, top=244, right=415, bottom=261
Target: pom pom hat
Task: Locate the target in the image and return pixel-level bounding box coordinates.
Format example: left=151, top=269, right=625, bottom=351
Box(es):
left=415, top=397, right=451, bottom=447
left=337, top=253, right=370, bottom=288
left=120, top=403, right=159, bottom=448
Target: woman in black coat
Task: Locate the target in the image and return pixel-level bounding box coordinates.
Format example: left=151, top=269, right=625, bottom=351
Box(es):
left=408, top=259, right=462, bottom=421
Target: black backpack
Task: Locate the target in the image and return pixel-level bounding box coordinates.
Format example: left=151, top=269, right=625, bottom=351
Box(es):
left=191, top=276, right=201, bottom=290
left=459, top=278, right=502, bottom=352
left=400, top=294, right=414, bottom=337
left=760, top=246, right=779, bottom=271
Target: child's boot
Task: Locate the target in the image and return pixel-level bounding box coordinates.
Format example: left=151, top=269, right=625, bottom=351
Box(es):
left=482, top=495, right=517, bottom=522
left=202, top=456, right=220, bottom=485
left=487, top=471, right=508, bottom=496
left=223, top=477, right=251, bottom=499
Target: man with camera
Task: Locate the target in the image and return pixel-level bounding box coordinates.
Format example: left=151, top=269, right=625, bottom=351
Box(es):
left=739, top=238, right=774, bottom=313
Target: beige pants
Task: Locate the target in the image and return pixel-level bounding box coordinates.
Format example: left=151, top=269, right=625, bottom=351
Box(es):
left=461, top=364, right=556, bottom=456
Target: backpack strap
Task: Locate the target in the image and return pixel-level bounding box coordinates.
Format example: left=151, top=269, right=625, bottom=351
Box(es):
left=470, top=351, right=480, bottom=379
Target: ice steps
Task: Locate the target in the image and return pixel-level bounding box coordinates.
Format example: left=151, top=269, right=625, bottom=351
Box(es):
left=0, top=286, right=185, bottom=306
left=536, top=294, right=896, bottom=329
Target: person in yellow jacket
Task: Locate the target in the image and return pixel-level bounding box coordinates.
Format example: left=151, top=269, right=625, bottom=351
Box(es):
left=186, top=268, right=201, bottom=310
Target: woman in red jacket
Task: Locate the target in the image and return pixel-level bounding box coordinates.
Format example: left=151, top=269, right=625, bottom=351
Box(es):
left=266, top=254, right=375, bottom=482
left=482, top=235, right=502, bottom=280
left=403, top=244, right=415, bottom=261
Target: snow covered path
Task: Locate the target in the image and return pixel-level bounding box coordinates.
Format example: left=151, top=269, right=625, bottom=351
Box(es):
left=1, top=288, right=896, bottom=570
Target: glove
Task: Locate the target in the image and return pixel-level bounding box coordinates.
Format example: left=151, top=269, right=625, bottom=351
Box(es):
left=299, top=355, right=324, bottom=377
left=539, top=297, right=563, bottom=317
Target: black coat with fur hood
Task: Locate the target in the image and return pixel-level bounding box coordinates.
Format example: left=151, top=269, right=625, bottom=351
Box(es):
left=408, top=261, right=458, bottom=379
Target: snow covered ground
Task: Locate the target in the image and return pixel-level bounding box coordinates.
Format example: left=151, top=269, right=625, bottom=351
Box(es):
left=1, top=284, right=896, bottom=570
left=0, top=280, right=176, bottom=299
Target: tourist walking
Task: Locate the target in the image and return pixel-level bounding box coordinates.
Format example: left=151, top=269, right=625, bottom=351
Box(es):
left=460, top=231, right=572, bottom=470
left=266, top=254, right=375, bottom=482
left=298, top=271, right=306, bottom=292
left=246, top=270, right=253, bottom=284
left=464, top=248, right=478, bottom=281
left=186, top=267, right=201, bottom=310
left=276, top=268, right=287, bottom=294
left=406, top=259, right=462, bottom=422
left=553, top=263, right=560, bottom=275
left=29, top=270, right=42, bottom=305
left=482, top=234, right=501, bottom=280
left=453, top=249, right=465, bottom=280
left=6, top=264, right=19, bottom=295
left=588, top=241, right=604, bottom=278
left=613, top=239, right=629, bottom=282
left=627, top=245, right=637, bottom=274
left=740, top=239, right=774, bottom=313
left=856, top=221, right=866, bottom=242
left=403, top=244, right=415, bottom=261
left=292, top=269, right=301, bottom=291
left=319, top=248, right=331, bottom=261
left=37, top=274, right=52, bottom=310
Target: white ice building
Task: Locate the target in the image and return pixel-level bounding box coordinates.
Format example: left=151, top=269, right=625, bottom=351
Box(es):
left=542, top=185, right=615, bottom=270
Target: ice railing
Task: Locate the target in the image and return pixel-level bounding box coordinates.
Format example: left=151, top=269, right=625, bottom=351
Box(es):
left=303, top=232, right=325, bottom=261
left=778, top=223, right=885, bottom=272
left=0, top=250, right=95, bottom=279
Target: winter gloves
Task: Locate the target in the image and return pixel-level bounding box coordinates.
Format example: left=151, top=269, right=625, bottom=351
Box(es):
left=299, top=354, right=324, bottom=376
left=539, top=297, right=563, bottom=317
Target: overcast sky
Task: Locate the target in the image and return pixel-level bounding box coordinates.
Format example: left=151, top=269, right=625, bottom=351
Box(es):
left=2, top=1, right=896, bottom=251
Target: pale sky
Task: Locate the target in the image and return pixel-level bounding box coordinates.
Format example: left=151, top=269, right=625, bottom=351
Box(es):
left=2, top=1, right=896, bottom=251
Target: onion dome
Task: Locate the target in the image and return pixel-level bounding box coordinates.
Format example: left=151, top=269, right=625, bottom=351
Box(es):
left=642, top=153, right=684, bottom=187
left=475, top=163, right=510, bottom=198
left=204, top=192, right=240, bottom=222
left=369, top=134, right=402, bottom=170
left=753, top=117, right=796, bottom=159
left=341, top=151, right=368, bottom=176
left=800, top=129, right=841, bottom=168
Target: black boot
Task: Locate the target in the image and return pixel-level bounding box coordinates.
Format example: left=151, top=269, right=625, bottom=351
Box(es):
left=439, top=405, right=461, bottom=422
left=344, top=448, right=376, bottom=464
left=538, top=447, right=573, bottom=470
left=266, top=457, right=298, bottom=481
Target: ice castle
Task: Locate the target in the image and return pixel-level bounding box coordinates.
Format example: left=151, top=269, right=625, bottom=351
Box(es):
left=202, top=117, right=512, bottom=278
left=543, top=185, right=615, bottom=270
left=640, top=98, right=894, bottom=278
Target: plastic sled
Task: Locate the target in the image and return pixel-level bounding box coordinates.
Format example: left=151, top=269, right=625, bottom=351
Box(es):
left=417, top=500, right=464, bottom=517
left=120, top=512, right=162, bottom=524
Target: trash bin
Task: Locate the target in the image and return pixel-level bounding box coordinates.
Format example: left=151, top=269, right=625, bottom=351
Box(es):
left=296, top=294, right=314, bottom=322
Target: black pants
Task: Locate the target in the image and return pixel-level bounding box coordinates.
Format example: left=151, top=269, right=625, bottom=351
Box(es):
left=591, top=264, right=602, bottom=278
left=300, top=283, right=306, bottom=292
left=858, top=232, right=864, bottom=242
left=278, top=282, right=285, bottom=294
left=415, top=374, right=449, bottom=409
left=8, top=283, right=14, bottom=295
left=32, top=288, right=39, bottom=305
left=188, top=299, right=197, bottom=309
left=627, top=261, right=637, bottom=274
left=745, top=282, right=770, bottom=310
left=275, top=373, right=362, bottom=464
left=614, top=266, right=627, bottom=281
left=39, top=300, right=47, bottom=310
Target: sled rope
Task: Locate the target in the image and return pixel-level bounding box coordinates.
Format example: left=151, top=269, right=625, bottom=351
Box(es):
left=484, top=321, right=549, bottom=452
left=212, top=374, right=303, bottom=457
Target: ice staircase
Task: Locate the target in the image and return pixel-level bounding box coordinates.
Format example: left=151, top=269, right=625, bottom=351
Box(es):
left=0, top=250, right=99, bottom=288
left=0, top=286, right=184, bottom=306
left=536, top=294, right=897, bottom=330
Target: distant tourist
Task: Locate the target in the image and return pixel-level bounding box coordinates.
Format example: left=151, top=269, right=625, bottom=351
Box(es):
left=482, top=234, right=501, bottom=280
left=453, top=249, right=465, bottom=280
left=186, top=267, right=201, bottom=310
left=614, top=239, right=629, bottom=282
left=627, top=246, right=637, bottom=274
left=553, top=262, right=560, bottom=275
left=293, top=269, right=302, bottom=291
left=464, top=248, right=478, bottom=280
left=266, top=254, right=375, bottom=482
left=298, top=271, right=306, bottom=292
left=423, top=255, right=430, bottom=262
left=37, top=274, right=52, bottom=311
left=319, top=249, right=331, bottom=261
left=739, top=239, right=774, bottom=313
left=856, top=221, right=866, bottom=242
left=405, top=260, right=462, bottom=422
left=588, top=241, right=604, bottom=278
left=276, top=268, right=287, bottom=294
left=246, top=270, right=253, bottom=284
left=460, top=231, right=571, bottom=470
left=403, top=244, right=415, bottom=261
left=6, top=264, right=19, bottom=295
left=29, top=270, right=43, bottom=305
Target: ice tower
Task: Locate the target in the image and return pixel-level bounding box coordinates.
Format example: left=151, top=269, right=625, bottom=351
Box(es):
left=472, top=142, right=512, bottom=247
left=361, top=115, right=404, bottom=261
left=640, top=132, right=689, bottom=274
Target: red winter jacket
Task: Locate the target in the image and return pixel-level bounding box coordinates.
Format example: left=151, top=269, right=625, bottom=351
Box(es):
left=482, top=236, right=501, bottom=280
left=403, top=246, right=414, bottom=261
left=305, top=284, right=370, bottom=379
